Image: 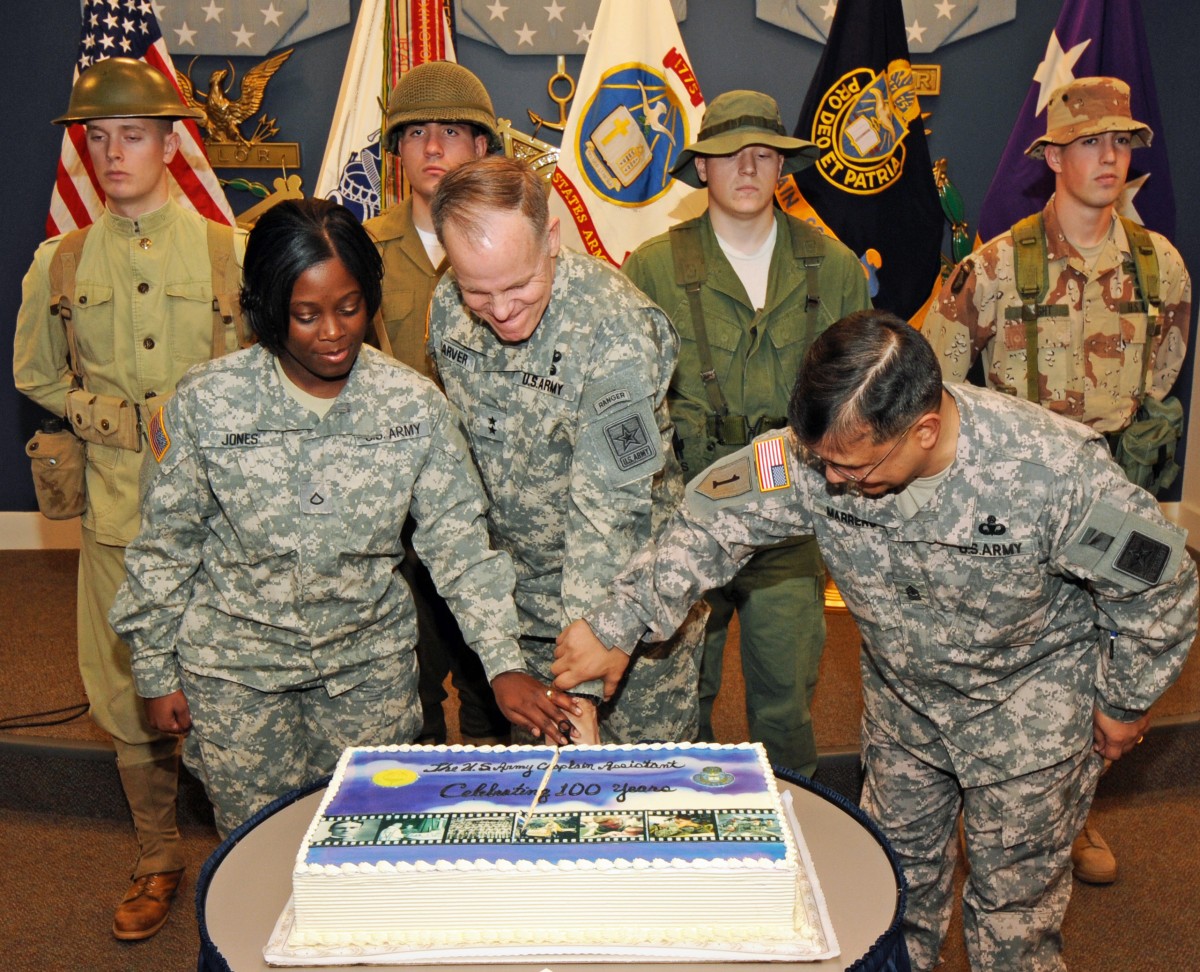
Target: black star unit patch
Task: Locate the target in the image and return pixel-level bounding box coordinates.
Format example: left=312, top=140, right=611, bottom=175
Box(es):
left=1113, top=531, right=1171, bottom=585
left=604, top=414, right=654, bottom=471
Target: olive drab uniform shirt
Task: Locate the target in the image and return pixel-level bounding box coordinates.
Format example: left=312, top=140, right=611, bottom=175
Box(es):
left=110, top=344, right=524, bottom=701
left=13, top=199, right=246, bottom=545
left=923, top=198, right=1192, bottom=434
left=363, top=198, right=443, bottom=380
left=622, top=210, right=871, bottom=576
left=589, top=383, right=1198, bottom=786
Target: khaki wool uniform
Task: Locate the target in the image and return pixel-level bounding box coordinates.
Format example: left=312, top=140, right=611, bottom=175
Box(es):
left=13, top=199, right=245, bottom=877
left=110, top=344, right=523, bottom=834
left=363, top=198, right=442, bottom=379
left=429, top=248, right=702, bottom=744
left=623, top=210, right=871, bottom=774
left=588, top=383, right=1197, bottom=972
left=364, top=197, right=507, bottom=743
left=923, top=198, right=1191, bottom=434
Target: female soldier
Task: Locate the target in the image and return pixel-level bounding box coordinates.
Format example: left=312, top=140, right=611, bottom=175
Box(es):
left=111, top=199, right=578, bottom=834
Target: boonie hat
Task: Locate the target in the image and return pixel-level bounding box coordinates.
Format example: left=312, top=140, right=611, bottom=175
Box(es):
left=669, top=90, right=819, bottom=188
left=384, top=61, right=501, bottom=155
left=1025, top=76, right=1153, bottom=159
left=54, top=57, right=204, bottom=125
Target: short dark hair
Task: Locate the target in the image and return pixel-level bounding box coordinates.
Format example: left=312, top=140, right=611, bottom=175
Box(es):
left=788, top=310, right=943, bottom=449
left=240, top=198, right=383, bottom=355
left=430, top=155, right=548, bottom=244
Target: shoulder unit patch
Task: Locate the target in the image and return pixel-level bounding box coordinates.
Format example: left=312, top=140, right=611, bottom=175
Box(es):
left=147, top=406, right=171, bottom=463
left=754, top=435, right=791, bottom=492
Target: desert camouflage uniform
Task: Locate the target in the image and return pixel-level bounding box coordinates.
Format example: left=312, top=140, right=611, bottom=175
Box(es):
left=624, top=209, right=870, bottom=774
left=365, top=197, right=508, bottom=744
left=923, top=197, right=1191, bottom=434
left=429, top=248, right=701, bottom=744
left=110, top=344, right=523, bottom=833
left=587, top=383, right=1197, bottom=971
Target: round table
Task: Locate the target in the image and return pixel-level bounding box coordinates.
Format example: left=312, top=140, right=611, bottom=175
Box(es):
left=197, top=769, right=909, bottom=972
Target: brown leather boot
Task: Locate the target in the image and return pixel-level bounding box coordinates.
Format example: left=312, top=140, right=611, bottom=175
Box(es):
left=1071, top=825, right=1118, bottom=884
left=112, top=868, right=185, bottom=940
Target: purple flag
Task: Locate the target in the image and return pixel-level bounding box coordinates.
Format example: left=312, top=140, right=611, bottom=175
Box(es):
left=977, top=0, right=1174, bottom=243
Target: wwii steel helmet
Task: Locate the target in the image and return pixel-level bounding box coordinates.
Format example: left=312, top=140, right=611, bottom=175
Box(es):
left=670, top=90, right=820, bottom=188
left=383, top=61, right=501, bottom=155
left=1024, top=76, right=1153, bottom=159
left=53, top=57, right=203, bottom=125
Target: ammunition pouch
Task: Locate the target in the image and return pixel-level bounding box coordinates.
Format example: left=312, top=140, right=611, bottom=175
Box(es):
left=26, top=425, right=86, bottom=520
left=66, top=387, right=142, bottom=452
left=1112, top=395, right=1184, bottom=496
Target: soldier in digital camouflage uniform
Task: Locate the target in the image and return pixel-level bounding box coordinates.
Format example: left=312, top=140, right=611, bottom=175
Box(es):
left=13, top=58, right=246, bottom=940
left=623, top=90, right=871, bottom=776
left=111, top=200, right=575, bottom=836
left=428, top=156, right=704, bottom=744
left=554, top=311, right=1197, bottom=971
left=362, top=60, right=510, bottom=748
left=923, top=75, right=1192, bottom=885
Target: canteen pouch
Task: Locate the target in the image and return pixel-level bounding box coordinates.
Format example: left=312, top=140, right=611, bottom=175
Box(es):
left=66, top=387, right=142, bottom=451
left=26, top=425, right=86, bottom=520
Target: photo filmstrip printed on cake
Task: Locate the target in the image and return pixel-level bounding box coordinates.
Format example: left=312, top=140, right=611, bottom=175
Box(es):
left=716, top=810, right=786, bottom=841
left=374, top=813, right=449, bottom=843
left=516, top=812, right=581, bottom=842
left=313, top=815, right=384, bottom=845
left=646, top=810, right=717, bottom=839
left=578, top=811, right=647, bottom=841
left=443, top=812, right=515, bottom=843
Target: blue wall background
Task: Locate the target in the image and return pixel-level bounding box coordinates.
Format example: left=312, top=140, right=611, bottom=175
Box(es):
left=3, top=1, right=1197, bottom=513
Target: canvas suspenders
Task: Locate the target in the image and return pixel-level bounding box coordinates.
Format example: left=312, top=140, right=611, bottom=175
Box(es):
left=1008, top=213, right=1160, bottom=404
left=668, top=218, right=823, bottom=445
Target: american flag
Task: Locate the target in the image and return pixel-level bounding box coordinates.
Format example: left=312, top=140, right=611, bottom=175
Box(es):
left=46, top=0, right=234, bottom=236
left=755, top=436, right=792, bottom=492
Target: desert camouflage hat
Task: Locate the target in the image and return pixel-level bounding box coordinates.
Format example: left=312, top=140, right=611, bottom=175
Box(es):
left=669, top=90, right=819, bottom=188
left=1025, top=76, right=1153, bottom=159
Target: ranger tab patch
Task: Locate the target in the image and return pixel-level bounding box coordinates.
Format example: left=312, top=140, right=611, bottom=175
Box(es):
left=147, top=406, right=171, bottom=463
left=754, top=435, right=791, bottom=492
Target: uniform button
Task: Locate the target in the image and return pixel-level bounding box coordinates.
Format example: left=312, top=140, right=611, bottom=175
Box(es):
left=137, top=282, right=150, bottom=294
left=143, top=338, right=155, bottom=350
left=100, top=419, right=111, bottom=431
left=145, top=391, right=157, bottom=400
left=78, top=295, right=88, bottom=305
left=549, top=365, right=557, bottom=375
left=552, top=350, right=563, bottom=361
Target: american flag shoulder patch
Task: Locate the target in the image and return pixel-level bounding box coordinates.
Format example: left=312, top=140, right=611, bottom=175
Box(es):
left=147, top=407, right=171, bottom=463
left=754, top=435, right=791, bottom=492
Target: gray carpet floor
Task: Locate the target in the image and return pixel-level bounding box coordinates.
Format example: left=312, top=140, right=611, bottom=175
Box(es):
left=1, top=550, right=1198, bottom=970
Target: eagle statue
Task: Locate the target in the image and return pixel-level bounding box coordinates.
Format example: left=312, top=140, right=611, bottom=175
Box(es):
left=177, top=50, right=293, bottom=146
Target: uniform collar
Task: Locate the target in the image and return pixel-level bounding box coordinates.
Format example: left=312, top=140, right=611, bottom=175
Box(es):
left=101, top=198, right=180, bottom=238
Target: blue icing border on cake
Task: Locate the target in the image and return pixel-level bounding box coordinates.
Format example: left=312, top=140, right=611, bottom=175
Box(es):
left=306, top=745, right=790, bottom=867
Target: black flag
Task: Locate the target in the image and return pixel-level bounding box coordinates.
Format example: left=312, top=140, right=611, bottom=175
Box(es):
left=776, top=0, right=943, bottom=320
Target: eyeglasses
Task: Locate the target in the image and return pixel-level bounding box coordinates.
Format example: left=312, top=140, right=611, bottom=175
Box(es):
left=805, top=421, right=916, bottom=484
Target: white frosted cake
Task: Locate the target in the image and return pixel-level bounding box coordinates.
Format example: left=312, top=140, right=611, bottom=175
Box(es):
left=288, top=742, right=807, bottom=950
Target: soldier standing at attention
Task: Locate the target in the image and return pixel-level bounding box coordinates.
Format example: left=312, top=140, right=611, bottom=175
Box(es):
left=12, top=59, right=246, bottom=940
left=554, top=311, right=1197, bottom=971
left=428, top=156, right=705, bottom=744
left=923, top=77, right=1192, bottom=884
left=362, top=61, right=510, bottom=748
left=622, top=90, right=870, bottom=776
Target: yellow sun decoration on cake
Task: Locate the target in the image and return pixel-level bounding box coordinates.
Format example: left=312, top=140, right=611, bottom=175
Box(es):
left=371, top=768, right=419, bottom=787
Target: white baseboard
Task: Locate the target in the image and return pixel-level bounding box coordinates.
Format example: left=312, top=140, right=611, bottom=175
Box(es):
left=0, top=512, right=81, bottom=549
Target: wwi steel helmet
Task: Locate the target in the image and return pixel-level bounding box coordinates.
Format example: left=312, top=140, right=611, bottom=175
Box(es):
left=53, top=57, right=203, bottom=125
left=384, top=61, right=501, bottom=154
